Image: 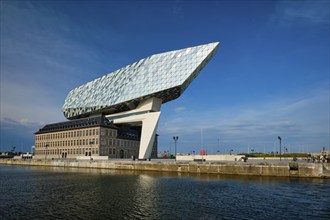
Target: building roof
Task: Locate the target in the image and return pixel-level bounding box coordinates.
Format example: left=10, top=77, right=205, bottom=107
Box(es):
left=62, top=42, right=219, bottom=119
left=35, top=115, right=115, bottom=134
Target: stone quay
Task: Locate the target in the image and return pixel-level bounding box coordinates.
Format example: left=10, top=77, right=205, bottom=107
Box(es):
left=1, top=158, right=329, bottom=178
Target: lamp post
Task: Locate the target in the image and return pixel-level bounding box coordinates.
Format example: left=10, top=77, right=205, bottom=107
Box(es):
left=230, top=149, right=233, bottom=155
left=45, top=144, right=49, bottom=160
left=170, top=142, right=172, bottom=156
left=89, top=141, right=94, bottom=160
left=278, top=136, right=282, bottom=161
left=173, top=136, right=178, bottom=161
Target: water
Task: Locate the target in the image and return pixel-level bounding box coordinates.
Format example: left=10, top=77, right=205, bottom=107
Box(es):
left=1, top=165, right=329, bottom=220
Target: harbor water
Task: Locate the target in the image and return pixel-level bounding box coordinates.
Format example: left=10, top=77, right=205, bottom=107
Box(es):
left=0, top=165, right=329, bottom=219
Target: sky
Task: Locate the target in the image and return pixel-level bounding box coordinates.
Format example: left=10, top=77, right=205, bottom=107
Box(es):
left=1, top=0, right=329, bottom=154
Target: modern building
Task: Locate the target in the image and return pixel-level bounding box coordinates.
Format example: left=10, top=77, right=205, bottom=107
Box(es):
left=35, top=42, right=219, bottom=159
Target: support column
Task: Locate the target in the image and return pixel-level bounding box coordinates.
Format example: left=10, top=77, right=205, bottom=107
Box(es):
left=109, top=97, right=162, bottom=159
left=113, top=112, right=160, bottom=159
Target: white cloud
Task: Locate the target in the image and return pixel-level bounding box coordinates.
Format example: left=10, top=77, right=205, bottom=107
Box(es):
left=172, top=0, right=183, bottom=15
left=174, top=106, right=186, bottom=112
left=0, top=79, right=66, bottom=126
left=272, top=0, right=329, bottom=25
left=158, top=85, right=329, bottom=152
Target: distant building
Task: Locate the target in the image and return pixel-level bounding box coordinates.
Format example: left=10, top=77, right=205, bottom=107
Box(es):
left=34, top=115, right=158, bottom=159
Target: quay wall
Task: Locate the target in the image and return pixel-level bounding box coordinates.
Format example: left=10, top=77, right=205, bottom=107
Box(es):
left=0, top=159, right=329, bottom=178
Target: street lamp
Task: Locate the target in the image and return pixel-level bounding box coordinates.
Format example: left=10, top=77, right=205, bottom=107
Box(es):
left=45, top=144, right=49, bottom=160
left=89, top=141, right=94, bottom=160
left=173, top=136, right=178, bottom=161
left=170, top=142, right=172, bottom=155
left=278, top=136, right=282, bottom=161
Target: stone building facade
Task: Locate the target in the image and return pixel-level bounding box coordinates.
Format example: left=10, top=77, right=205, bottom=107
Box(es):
left=34, top=116, right=144, bottom=159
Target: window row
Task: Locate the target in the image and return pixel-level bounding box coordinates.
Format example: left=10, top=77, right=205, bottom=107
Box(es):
left=98, top=148, right=134, bottom=157
left=100, top=138, right=138, bottom=148
left=36, top=128, right=100, bottom=141
left=35, top=138, right=98, bottom=148
left=100, top=128, right=117, bottom=137
left=35, top=148, right=99, bottom=155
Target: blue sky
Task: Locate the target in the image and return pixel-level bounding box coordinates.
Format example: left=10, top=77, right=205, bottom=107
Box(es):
left=1, top=0, right=329, bottom=154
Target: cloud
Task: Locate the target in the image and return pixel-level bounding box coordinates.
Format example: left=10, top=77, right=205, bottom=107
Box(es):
left=172, top=0, right=183, bottom=15
left=174, top=106, right=185, bottom=112
left=0, top=79, right=66, bottom=125
left=158, top=84, right=329, bottom=152
left=272, top=0, right=329, bottom=25
left=0, top=1, right=127, bottom=151
left=0, top=1, right=107, bottom=127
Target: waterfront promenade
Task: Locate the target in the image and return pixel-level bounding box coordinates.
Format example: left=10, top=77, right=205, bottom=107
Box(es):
left=1, top=158, right=329, bottom=178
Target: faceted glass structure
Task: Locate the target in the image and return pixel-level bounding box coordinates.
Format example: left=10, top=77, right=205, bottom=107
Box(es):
left=62, top=42, right=219, bottom=119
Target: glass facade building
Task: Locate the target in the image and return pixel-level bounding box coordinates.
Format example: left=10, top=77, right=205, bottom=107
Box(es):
left=62, top=42, right=219, bottom=119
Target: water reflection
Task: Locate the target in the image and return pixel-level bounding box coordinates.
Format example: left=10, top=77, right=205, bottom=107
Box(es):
left=1, top=165, right=329, bottom=220
left=22, top=165, right=328, bottom=185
